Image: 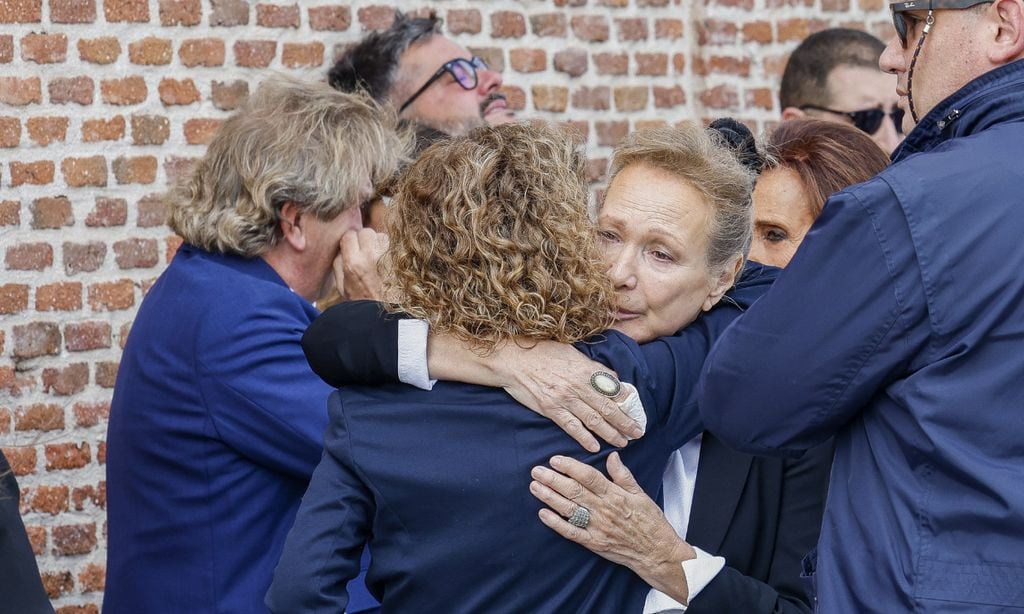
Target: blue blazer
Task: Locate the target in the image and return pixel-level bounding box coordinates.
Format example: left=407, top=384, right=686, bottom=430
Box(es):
left=105, top=245, right=376, bottom=613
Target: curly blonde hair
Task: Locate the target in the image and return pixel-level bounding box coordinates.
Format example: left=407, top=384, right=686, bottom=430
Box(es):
left=169, top=74, right=410, bottom=257
left=383, top=122, right=615, bottom=352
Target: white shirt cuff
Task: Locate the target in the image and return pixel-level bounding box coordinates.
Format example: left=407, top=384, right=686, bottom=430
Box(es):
left=642, top=546, right=726, bottom=613
left=397, top=319, right=435, bottom=390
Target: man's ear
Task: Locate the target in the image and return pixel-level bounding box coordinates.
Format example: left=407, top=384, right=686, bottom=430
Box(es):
left=781, top=106, right=806, bottom=121
left=702, top=256, right=744, bottom=312
left=278, top=201, right=307, bottom=252
left=987, top=0, right=1024, bottom=64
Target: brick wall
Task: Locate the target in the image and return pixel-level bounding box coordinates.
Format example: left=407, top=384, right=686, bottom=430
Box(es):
left=0, top=0, right=891, bottom=610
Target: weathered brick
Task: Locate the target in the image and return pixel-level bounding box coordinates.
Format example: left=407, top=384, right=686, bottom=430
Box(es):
left=101, top=76, right=147, bottom=105
left=211, top=80, right=248, bottom=110
left=73, top=401, right=110, bottom=427
left=22, top=33, right=68, bottom=63
left=745, top=87, right=774, bottom=110
left=673, top=53, right=686, bottom=74
left=24, top=524, right=45, bottom=553
left=572, top=86, right=611, bottom=110
left=36, top=282, right=81, bottom=311
left=234, top=40, right=275, bottom=67
left=614, top=86, right=648, bottom=112
left=532, top=85, right=568, bottom=113
left=309, top=5, right=349, bottom=30
left=42, top=362, right=88, bottom=395
left=743, top=21, right=773, bottom=44
left=62, top=156, right=108, bottom=187
left=41, top=571, right=73, bottom=599
left=63, top=241, right=106, bottom=275
left=56, top=604, right=99, bottom=614
left=158, top=78, right=200, bottom=105
left=164, top=155, right=199, bottom=184
left=113, top=238, right=159, bottom=268
left=636, top=52, right=668, bottom=76
left=82, top=116, right=125, bottom=141
left=531, top=13, right=567, bottom=37
left=183, top=118, right=222, bottom=145
left=596, top=120, right=629, bottom=147
left=136, top=193, right=167, bottom=227
left=30, top=196, right=72, bottom=229
left=52, top=0, right=97, bottom=23
left=45, top=442, right=91, bottom=471
left=89, top=279, right=135, bottom=310
left=0, top=284, right=29, bottom=314
left=572, top=15, right=609, bottom=42
left=15, top=403, right=64, bottom=431
left=28, top=485, right=69, bottom=515
left=0, top=35, right=11, bottom=62
left=26, top=116, right=68, bottom=146
left=777, top=18, right=827, bottom=42
left=446, top=8, right=479, bottom=34
left=0, top=76, right=42, bottom=105
left=0, top=200, right=19, bottom=225
left=553, top=48, right=587, bottom=77
left=130, top=114, right=169, bottom=145
left=48, top=76, right=92, bottom=105
left=356, top=5, right=393, bottom=30
left=655, top=18, right=684, bottom=39
left=128, top=36, right=171, bottom=65
left=0, top=0, right=41, bottom=22
left=654, top=85, right=686, bottom=108
left=282, top=42, right=323, bottom=68
left=469, top=47, right=504, bottom=73
left=10, top=160, right=54, bottom=186
left=78, top=563, right=105, bottom=593
left=96, top=360, right=120, bottom=387
left=257, top=3, right=298, bottom=27
left=500, top=85, right=526, bottom=111
left=6, top=242, right=52, bottom=270
left=0, top=116, right=20, bottom=147
left=510, top=48, right=545, bottom=73
left=616, top=17, right=648, bottom=41
left=700, top=84, right=740, bottom=109
left=210, top=0, right=248, bottom=26
left=113, top=156, right=157, bottom=184
left=159, top=0, right=199, bottom=25
left=707, top=55, right=751, bottom=77
left=3, top=446, right=38, bottom=476
left=104, top=0, right=148, bottom=22
left=491, top=11, right=526, bottom=38
left=699, top=19, right=739, bottom=45
left=52, top=523, right=97, bottom=556
left=71, top=482, right=105, bottom=511
left=86, top=197, right=127, bottom=227
left=66, top=322, right=112, bottom=352
left=180, top=38, right=225, bottom=67
left=594, top=52, right=628, bottom=75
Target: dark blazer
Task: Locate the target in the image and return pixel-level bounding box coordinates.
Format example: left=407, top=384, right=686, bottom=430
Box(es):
left=1, top=451, right=54, bottom=614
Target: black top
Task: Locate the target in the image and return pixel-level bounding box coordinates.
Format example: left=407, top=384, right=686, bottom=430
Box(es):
left=1, top=450, right=54, bottom=614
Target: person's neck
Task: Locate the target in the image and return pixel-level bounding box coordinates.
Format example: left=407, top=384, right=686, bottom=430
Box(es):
left=261, top=246, right=317, bottom=301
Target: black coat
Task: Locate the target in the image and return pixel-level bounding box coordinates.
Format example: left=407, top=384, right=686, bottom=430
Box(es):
left=1, top=450, right=54, bottom=614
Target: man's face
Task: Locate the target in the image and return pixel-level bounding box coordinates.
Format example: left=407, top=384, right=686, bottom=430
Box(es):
left=396, top=35, right=515, bottom=135
left=822, top=64, right=903, bottom=153
left=304, top=204, right=364, bottom=302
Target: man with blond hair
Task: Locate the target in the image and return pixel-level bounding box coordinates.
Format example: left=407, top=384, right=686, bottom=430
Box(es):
left=104, top=76, right=407, bottom=613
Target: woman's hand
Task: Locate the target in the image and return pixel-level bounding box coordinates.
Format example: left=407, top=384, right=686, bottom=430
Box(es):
left=334, top=228, right=388, bottom=301
left=530, top=452, right=696, bottom=603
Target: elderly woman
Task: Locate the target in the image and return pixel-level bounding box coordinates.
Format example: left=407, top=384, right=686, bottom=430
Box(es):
left=750, top=118, right=890, bottom=267
left=301, top=123, right=827, bottom=611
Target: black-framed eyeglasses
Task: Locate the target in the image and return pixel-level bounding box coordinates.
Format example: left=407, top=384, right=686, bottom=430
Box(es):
left=801, top=104, right=906, bottom=135
left=398, top=56, right=488, bottom=114
left=889, top=0, right=992, bottom=47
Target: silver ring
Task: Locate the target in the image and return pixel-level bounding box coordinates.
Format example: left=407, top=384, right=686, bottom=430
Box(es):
left=590, top=371, right=621, bottom=398
left=567, top=505, right=591, bottom=529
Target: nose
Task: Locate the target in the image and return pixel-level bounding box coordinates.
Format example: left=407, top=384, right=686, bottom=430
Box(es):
left=477, top=66, right=503, bottom=95
left=606, top=248, right=638, bottom=290
left=879, top=36, right=905, bottom=75
left=748, top=238, right=767, bottom=267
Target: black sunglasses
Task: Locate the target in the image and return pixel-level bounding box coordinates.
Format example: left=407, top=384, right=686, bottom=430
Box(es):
left=890, top=0, right=992, bottom=47
left=801, top=104, right=906, bottom=135
left=398, top=56, right=488, bottom=114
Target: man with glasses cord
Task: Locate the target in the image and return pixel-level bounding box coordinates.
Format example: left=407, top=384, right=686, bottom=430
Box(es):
left=697, top=0, right=1024, bottom=610
left=780, top=28, right=905, bottom=154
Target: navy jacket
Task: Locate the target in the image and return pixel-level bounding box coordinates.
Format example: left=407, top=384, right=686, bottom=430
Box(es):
left=700, top=60, right=1024, bottom=611
left=105, top=245, right=375, bottom=613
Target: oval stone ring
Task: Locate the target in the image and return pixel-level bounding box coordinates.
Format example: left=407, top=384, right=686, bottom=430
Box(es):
left=590, top=371, right=622, bottom=398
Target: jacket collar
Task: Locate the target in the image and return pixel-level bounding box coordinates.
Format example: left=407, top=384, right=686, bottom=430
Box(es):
left=894, top=58, right=1024, bottom=160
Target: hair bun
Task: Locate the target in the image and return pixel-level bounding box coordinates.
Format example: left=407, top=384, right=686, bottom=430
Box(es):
left=708, top=118, right=763, bottom=174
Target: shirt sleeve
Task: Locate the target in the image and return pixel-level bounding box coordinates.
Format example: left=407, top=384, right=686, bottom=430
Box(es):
left=302, top=300, right=405, bottom=387
left=397, top=319, right=435, bottom=390
left=643, top=546, right=726, bottom=613
left=699, top=182, right=929, bottom=456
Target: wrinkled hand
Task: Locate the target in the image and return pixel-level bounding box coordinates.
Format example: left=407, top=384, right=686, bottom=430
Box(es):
left=334, top=229, right=388, bottom=301
left=495, top=341, right=644, bottom=452
left=530, top=452, right=695, bottom=602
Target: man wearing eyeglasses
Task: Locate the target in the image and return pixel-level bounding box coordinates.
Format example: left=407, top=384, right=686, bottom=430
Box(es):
left=780, top=28, right=904, bottom=154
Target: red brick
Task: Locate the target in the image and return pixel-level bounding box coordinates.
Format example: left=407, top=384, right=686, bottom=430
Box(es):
left=743, top=21, right=773, bottom=44
left=777, top=18, right=827, bottom=42
left=356, top=5, right=393, bottom=30
left=24, top=524, right=45, bottom=553
left=130, top=114, right=169, bottom=145
left=572, top=86, right=610, bottom=110
left=6, top=242, right=52, bottom=270
left=532, top=85, right=568, bottom=112
left=113, top=155, right=157, bottom=184
left=763, top=52, right=790, bottom=77
left=30, top=196, right=72, bottom=229
left=5, top=447, right=39, bottom=479
left=78, top=563, right=105, bottom=593
left=510, top=48, right=545, bottom=73
left=101, top=76, right=147, bottom=105
left=136, top=193, right=168, bottom=227
left=70, top=482, right=105, bottom=512
left=594, top=52, right=628, bottom=75
left=0, top=116, right=20, bottom=147
left=491, top=10, right=526, bottom=38
left=63, top=241, right=106, bottom=275
left=45, top=442, right=91, bottom=471
left=210, top=0, right=248, bottom=26
left=309, top=5, right=349, bottom=30
left=596, top=120, right=629, bottom=147
left=746, top=87, right=774, bottom=110
left=66, top=322, right=112, bottom=352
left=56, top=604, right=99, bottom=614
left=711, top=55, right=751, bottom=76
left=15, top=403, right=64, bottom=430
left=95, top=361, right=119, bottom=387
left=860, top=0, right=884, bottom=9
left=616, top=17, right=648, bottom=41
left=655, top=18, right=684, bottom=39
left=164, top=155, right=199, bottom=184
left=700, top=84, right=740, bottom=109
left=0, top=76, right=41, bottom=105
left=72, top=402, right=109, bottom=428
left=469, top=47, right=504, bottom=73
left=257, top=3, right=298, bottom=27
left=10, top=160, right=54, bottom=186
left=531, top=13, right=567, bottom=37
left=89, top=279, right=135, bottom=310
left=614, top=86, right=648, bottom=112
left=82, top=116, right=125, bottom=141
left=500, top=85, right=526, bottom=111
left=49, top=76, right=93, bottom=105
left=26, top=116, right=68, bottom=145
left=561, top=120, right=589, bottom=144
left=41, top=571, right=73, bottom=599
left=699, top=19, right=739, bottom=45
left=180, top=38, right=225, bottom=67
left=599, top=0, right=629, bottom=6
left=446, top=8, right=479, bottom=34
left=52, top=0, right=97, bottom=23
left=28, top=485, right=68, bottom=515
left=128, top=36, right=170, bottom=65
left=553, top=48, right=587, bottom=77
left=282, top=42, right=324, bottom=68
left=0, top=35, right=11, bottom=62
left=234, top=40, right=275, bottom=67
left=572, top=15, right=609, bottom=42
left=554, top=0, right=586, bottom=4
left=62, top=156, right=108, bottom=187
left=638, top=0, right=670, bottom=5
left=636, top=52, right=668, bottom=76
left=21, top=33, right=68, bottom=63
left=184, top=118, right=222, bottom=145
left=113, top=238, right=159, bottom=268
left=37, top=282, right=83, bottom=312
left=0, top=200, right=19, bottom=225
left=654, top=86, right=686, bottom=108
left=0, top=284, right=29, bottom=314
left=158, top=78, right=200, bottom=105
left=0, top=0, right=41, bottom=22
left=159, top=0, right=199, bottom=25
left=52, top=523, right=97, bottom=556
left=211, top=79, right=248, bottom=110
left=104, top=0, right=149, bottom=22
left=86, top=197, right=127, bottom=227
left=0, top=409, right=8, bottom=433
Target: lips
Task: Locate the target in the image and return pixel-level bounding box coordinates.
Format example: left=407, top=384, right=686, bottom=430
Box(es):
left=613, top=309, right=642, bottom=321
left=484, top=98, right=508, bottom=116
